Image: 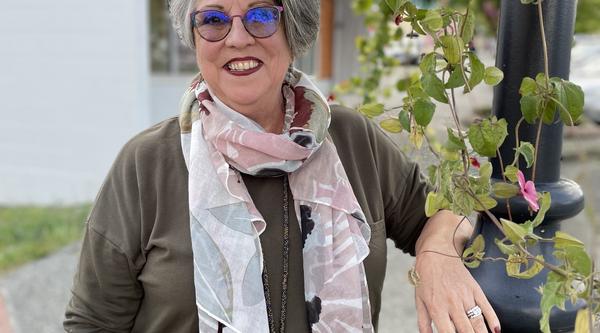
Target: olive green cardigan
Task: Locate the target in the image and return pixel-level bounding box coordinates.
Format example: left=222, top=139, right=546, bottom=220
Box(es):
left=64, top=105, right=432, bottom=332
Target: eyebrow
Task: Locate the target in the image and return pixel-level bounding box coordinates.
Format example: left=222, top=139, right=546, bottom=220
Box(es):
left=198, top=1, right=276, bottom=11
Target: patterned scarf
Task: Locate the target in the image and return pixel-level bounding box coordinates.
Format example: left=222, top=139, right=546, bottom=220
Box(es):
left=179, top=68, right=374, bottom=333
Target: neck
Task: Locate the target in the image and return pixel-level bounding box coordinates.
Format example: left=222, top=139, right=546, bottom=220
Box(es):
left=218, top=89, right=285, bottom=134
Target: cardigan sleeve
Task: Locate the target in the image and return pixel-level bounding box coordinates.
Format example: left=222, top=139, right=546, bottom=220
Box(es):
left=63, top=224, right=143, bottom=332
left=64, top=132, right=148, bottom=332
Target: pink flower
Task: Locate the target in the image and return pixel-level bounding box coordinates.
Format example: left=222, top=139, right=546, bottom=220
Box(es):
left=517, top=170, right=539, bottom=212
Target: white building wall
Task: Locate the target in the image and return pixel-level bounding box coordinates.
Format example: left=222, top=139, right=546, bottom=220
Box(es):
left=0, top=1, right=150, bottom=204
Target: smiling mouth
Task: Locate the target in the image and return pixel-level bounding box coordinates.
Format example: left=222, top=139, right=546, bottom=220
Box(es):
left=224, top=58, right=263, bottom=76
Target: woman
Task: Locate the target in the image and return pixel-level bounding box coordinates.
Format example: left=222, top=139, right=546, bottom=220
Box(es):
left=64, top=0, right=501, bottom=332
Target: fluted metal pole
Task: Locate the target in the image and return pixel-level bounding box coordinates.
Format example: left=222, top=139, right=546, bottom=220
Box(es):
left=469, top=1, right=585, bottom=332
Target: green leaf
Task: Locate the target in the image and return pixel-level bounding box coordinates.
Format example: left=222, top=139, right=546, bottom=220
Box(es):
left=427, top=165, right=437, bottom=183
left=495, top=238, right=518, bottom=256
left=484, top=66, right=504, bottom=86
left=536, top=73, right=549, bottom=87
left=380, top=119, right=403, bottom=133
left=439, top=36, right=464, bottom=65
left=492, top=182, right=520, bottom=199
left=507, top=254, right=544, bottom=279
left=563, top=246, right=592, bottom=276
left=504, top=165, right=519, bottom=183
left=411, top=20, right=427, bottom=35
left=479, top=161, right=492, bottom=179
left=446, top=128, right=466, bottom=151
left=466, top=53, right=485, bottom=91
left=413, top=98, right=436, bottom=127
left=384, top=0, right=408, bottom=13
left=467, top=117, right=508, bottom=157
left=520, top=95, right=542, bottom=124
left=425, top=191, right=442, bottom=217
left=459, top=10, right=475, bottom=43
left=396, top=78, right=411, bottom=92
left=421, top=9, right=443, bottom=32
left=462, top=234, right=485, bottom=268
left=519, top=77, right=537, bottom=96
left=408, top=85, right=429, bottom=99
left=574, top=308, right=590, bottom=333
left=473, top=195, right=497, bottom=211
left=530, top=192, right=551, bottom=227
left=421, top=73, right=448, bottom=103
left=541, top=98, right=557, bottom=125
left=554, top=79, right=585, bottom=125
left=515, top=142, right=536, bottom=168
left=540, top=272, right=567, bottom=333
left=419, top=53, right=437, bottom=74
left=358, top=103, right=384, bottom=118
left=554, top=231, right=585, bottom=250
left=500, top=218, right=528, bottom=244
left=398, top=109, right=411, bottom=131
left=452, top=188, right=475, bottom=216
left=445, top=67, right=466, bottom=89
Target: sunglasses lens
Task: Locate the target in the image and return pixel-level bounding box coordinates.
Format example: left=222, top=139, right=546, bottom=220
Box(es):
left=244, top=7, right=280, bottom=38
left=195, top=10, right=231, bottom=41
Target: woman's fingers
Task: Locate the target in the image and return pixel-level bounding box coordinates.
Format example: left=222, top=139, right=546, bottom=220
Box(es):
left=428, top=308, right=456, bottom=333
left=450, top=299, right=475, bottom=333
left=462, top=303, right=486, bottom=333
left=474, top=287, right=501, bottom=333
left=415, top=296, right=433, bottom=333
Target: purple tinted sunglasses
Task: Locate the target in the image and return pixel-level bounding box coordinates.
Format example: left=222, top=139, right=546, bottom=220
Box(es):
left=191, top=6, right=284, bottom=42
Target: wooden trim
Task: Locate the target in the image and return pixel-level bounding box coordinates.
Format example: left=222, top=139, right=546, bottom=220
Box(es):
left=319, top=0, right=334, bottom=79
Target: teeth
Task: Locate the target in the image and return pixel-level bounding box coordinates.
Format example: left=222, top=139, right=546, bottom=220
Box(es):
left=227, top=60, right=259, bottom=71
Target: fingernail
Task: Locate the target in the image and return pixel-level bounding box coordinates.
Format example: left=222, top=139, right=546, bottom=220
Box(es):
left=494, top=327, right=501, bottom=333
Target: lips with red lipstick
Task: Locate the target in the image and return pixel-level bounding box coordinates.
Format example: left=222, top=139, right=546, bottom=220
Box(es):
left=224, top=57, right=263, bottom=76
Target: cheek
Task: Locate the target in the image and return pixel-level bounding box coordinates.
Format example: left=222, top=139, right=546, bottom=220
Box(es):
left=196, top=47, right=220, bottom=75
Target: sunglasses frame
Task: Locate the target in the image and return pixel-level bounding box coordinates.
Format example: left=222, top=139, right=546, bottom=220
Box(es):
left=191, top=5, right=284, bottom=42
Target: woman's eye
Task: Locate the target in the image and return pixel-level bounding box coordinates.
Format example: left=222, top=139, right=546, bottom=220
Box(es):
left=202, top=13, right=227, bottom=25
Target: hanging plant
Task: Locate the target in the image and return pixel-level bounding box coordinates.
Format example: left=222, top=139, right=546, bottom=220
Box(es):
left=344, top=0, right=595, bottom=332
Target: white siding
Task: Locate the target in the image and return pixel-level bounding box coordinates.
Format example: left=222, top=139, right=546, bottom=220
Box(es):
left=0, top=1, right=150, bottom=204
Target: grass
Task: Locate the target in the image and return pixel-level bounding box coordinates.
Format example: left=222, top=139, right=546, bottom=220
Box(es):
left=0, top=203, right=91, bottom=273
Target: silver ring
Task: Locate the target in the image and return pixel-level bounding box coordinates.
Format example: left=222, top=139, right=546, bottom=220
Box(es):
left=466, top=305, right=482, bottom=319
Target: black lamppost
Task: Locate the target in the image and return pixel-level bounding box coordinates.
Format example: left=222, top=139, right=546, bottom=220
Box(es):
left=469, top=1, right=586, bottom=332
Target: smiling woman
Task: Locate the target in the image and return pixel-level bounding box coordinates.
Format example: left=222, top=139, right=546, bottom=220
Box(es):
left=63, top=1, right=498, bottom=333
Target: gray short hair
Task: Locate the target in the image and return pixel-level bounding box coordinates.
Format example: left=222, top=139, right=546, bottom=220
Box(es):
left=168, top=0, right=320, bottom=58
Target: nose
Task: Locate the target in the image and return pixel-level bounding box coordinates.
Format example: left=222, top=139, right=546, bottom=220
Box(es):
left=224, top=17, right=255, bottom=48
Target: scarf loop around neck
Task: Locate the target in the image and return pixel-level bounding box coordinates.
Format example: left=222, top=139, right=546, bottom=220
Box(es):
left=178, top=69, right=373, bottom=333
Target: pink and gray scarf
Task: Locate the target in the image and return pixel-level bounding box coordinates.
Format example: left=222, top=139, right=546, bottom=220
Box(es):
left=179, top=68, right=373, bottom=333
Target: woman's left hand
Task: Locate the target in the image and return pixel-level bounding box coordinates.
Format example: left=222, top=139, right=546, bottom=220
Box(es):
left=413, top=210, right=501, bottom=333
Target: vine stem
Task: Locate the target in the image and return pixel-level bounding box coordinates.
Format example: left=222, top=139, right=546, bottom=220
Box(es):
left=512, top=117, right=526, bottom=165
left=447, top=88, right=470, bottom=176
left=531, top=0, right=550, bottom=183
left=532, top=117, right=544, bottom=183
left=537, top=0, right=550, bottom=87
left=496, top=148, right=513, bottom=221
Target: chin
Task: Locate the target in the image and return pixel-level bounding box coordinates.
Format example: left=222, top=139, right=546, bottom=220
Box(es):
left=221, top=88, right=264, bottom=107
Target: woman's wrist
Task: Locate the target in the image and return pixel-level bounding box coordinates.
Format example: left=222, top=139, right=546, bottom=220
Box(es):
left=415, top=210, right=473, bottom=257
